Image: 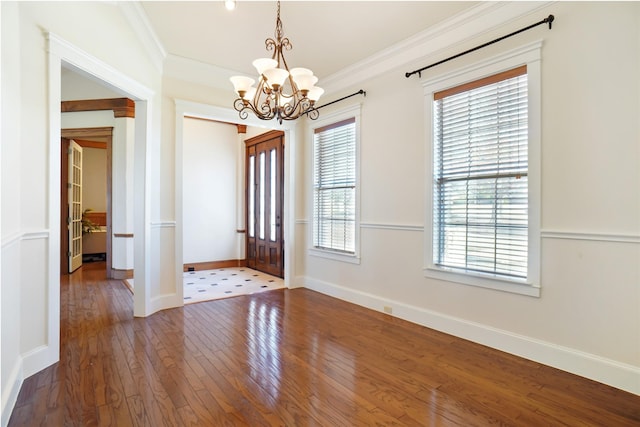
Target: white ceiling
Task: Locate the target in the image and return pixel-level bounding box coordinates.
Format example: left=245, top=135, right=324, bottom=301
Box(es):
left=141, top=1, right=478, bottom=80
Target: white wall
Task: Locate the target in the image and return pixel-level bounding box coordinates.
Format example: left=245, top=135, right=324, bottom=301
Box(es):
left=1, top=4, right=22, bottom=420
left=82, top=148, right=107, bottom=213
left=301, top=2, right=640, bottom=394
left=61, top=67, right=127, bottom=100
left=182, top=118, right=239, bottom=264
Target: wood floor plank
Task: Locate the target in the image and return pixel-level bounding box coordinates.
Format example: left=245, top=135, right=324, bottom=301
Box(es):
left=8, top=261, right=640, bottom=426
left=125, top=394, right=152, bottom=427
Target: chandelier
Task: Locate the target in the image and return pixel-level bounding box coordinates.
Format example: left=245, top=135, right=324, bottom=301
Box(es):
left=230, top=1, right=324, bottom=124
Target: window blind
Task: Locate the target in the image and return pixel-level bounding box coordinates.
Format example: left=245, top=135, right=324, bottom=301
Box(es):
left=433, top=66, right=528, bottom=279
left=313, top=118, right=356, bottom=253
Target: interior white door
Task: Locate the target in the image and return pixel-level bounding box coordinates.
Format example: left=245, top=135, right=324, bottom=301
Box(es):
left=68, top=140, right=83, bottom=272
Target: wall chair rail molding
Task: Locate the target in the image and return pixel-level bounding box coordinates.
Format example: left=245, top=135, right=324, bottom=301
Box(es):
left=541, top=230, right=640, bottom=244
left=1, top=230, right=50, bottom=249
left=150, top=220, right=176, bottom=229
left=1, top=231, right=24, bottom=249
left=359, top=222, right=424, bottom=232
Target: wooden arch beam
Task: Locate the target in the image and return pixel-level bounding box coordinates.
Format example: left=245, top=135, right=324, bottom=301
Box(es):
left=61, top=98, right=135, bottom=118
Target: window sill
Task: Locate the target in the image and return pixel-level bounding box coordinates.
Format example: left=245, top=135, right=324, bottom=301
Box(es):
left=424, top=266, right=540, bottom=297
left=309, top=247, right=360, bottom=264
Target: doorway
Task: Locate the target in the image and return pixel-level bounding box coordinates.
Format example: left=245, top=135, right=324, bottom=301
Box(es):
left=245, top=130, right=284, bottom=278
left=60, top=127, right=113, bottom=277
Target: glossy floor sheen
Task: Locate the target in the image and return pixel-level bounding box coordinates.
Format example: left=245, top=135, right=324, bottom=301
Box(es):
left=9, top=263, right=640, bottom=426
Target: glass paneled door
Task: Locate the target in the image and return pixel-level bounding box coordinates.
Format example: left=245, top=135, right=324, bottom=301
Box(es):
left=245, top=131, right=284, bottom=278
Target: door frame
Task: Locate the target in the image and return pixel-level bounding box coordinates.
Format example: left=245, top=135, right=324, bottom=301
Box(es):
left=43, top=33, right=155, bottom=382
left=61, top=127, right=113, bottom=278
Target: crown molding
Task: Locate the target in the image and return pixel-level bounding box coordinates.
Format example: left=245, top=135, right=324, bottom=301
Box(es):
left=118, top=2, right=166, bottom=72
left=321, top=1, right=553, bottom=94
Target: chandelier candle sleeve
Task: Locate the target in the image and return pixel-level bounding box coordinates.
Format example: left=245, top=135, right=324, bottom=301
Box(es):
left=230, top=0, right=323, bottom=123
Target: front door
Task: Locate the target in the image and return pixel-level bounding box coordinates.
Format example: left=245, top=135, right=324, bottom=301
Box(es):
left=246, top=131, right=284, bottom=278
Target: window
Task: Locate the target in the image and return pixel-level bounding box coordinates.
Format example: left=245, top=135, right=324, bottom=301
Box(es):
left=424, top=43, right=541, bottom=296
left=311, top=109, right=360, bottom=261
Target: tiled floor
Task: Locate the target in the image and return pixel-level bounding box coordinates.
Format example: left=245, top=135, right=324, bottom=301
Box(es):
left=183, top=267, right=284, bottom=304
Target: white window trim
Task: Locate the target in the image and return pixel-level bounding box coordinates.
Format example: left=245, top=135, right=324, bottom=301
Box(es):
left=422, top=41, right=542, bottom=297
left=309, top=104, right=361, bottom=265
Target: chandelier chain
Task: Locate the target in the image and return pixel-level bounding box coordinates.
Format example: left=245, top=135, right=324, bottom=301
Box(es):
left=275, top=1, right=282, bottom=41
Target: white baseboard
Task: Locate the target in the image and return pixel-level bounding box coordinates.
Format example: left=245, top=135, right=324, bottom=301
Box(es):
left=289, top=275, right=306, bottom=289
left=149, top=293, right=183, bottom=315
left=304, top=277, right=640, bottom=396
left=1, top=358, right=24, bottom=427
left=21, top=344, right=58, bottom=379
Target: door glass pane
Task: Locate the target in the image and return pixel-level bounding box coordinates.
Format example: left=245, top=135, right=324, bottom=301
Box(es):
left=259, top=152, right=265, bottom=240
left=270, top=149, right=276, bottom=241
left=249, top=155, right=255, bottom=237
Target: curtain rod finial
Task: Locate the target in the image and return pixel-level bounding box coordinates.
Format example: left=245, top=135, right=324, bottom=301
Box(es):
left=547, top=14, right=555, bottom=29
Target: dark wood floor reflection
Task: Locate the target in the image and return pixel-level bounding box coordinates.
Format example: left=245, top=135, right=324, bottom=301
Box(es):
left=9, top=262, right=640, bottom=426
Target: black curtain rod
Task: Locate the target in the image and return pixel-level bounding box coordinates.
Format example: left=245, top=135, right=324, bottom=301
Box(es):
left=312, top=89, right=366, bottom=112
left=405, top=14, right=555, bottom=79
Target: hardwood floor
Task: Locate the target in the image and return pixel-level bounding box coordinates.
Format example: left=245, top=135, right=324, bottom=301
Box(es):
left=9, top=262, right=640, bottom=426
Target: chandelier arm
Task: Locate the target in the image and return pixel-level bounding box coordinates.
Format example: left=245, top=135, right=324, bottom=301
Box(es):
left=254, top=91, right=276, bottom=119
left=233, top=99, right=250, bottom=120
left=255, top=78, right=279, bottom=120
left=278, top=42, right=291, bottom=70
left=233, top=94, right=277, bottom=121
left=279, top=96, right=313, bottom=121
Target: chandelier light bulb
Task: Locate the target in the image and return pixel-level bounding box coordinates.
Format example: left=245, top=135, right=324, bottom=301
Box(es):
left=224, top=0, right=236, bottom=11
